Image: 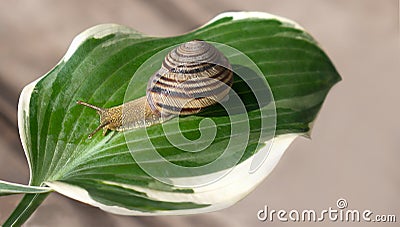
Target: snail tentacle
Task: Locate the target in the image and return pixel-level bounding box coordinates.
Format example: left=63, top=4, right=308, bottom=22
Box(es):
left=88, top=121, right=110, bottom=139
left=76, top=100, right=104, bottom=112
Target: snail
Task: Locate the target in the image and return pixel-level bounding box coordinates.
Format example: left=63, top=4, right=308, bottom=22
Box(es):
left=77, top=40, right=233, bottom=138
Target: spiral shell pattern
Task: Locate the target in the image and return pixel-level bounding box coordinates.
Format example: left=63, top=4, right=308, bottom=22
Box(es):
left=147, top=40, right=233, bottom=116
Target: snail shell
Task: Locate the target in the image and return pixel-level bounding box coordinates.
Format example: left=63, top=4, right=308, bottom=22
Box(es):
left=77, top=40, right=233, bottom=138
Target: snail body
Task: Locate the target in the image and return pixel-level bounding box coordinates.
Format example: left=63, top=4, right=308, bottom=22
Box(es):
left=78, top=40, right=233, bottom=138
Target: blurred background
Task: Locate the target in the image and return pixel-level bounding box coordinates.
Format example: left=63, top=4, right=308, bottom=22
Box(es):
left=0, top=0, right=398, bottom=226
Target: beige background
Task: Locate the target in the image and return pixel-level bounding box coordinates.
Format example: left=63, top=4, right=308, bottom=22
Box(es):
left=0, top=0, right=399, bottom=226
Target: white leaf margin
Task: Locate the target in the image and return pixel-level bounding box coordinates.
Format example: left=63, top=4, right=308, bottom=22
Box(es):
left=0, top=180, right=52, bottom=195
left=17, top=11, right=307, bottom=214
left=46, top=133, right=298, bottom=215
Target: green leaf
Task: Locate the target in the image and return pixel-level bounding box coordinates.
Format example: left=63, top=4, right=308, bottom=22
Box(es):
left=0, top=180, right=51, bottom=196
left=16, top=12, right=340, bottom=216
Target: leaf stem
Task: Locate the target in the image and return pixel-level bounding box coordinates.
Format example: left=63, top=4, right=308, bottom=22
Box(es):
left=3, top=192, right=50, bottom=227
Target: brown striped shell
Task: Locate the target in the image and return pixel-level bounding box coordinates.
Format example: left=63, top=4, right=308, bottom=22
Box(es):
left=77, top=40, right=233, bottom=138
left=146, top=40, right=233, bottom=116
